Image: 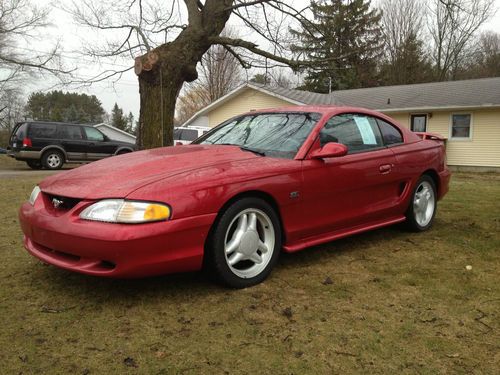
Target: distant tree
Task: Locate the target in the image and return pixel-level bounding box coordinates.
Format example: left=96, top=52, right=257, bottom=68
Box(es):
left=269, top=70, right=293, bottom=88
left=291, top=0, right=383, bottom=92
left=26, top=91, right=105, bottom=124
left=176, top=39, right=243, bottom=125
left=0, top=0, right=68, bottom=88
left=429, top=0, right=495, bottom=80
left=127, top=112, right=135, bottom=133
left=379, top=32, right=434, bottom=85
left=0, top=88, right=25, bottom=146
left=111, top=103, right=128, bottom=131
left=250, top=74, right=271, bottom=85
left=379, top=0, right=433, bottom=85
left=197, top=42, right=242, bottom=102
left=477, top=31, right=500, bottom=77
left=455, top=31, right=500, bottom=79
left=176, top=86, right=210, bottom=126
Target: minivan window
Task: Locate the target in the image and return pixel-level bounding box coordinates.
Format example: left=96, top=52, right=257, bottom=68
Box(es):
left=84, top=127, right=105, bottom=142
left=59, top=125, right=83, bottom=140
left=28, top=123, right=57, bottom=139
left=12, top=123, right=28, bottom=140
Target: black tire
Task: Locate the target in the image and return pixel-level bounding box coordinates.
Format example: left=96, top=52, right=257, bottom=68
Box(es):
left=206, top=197, right=282, bottom=288
left=405, top=175, right=437, bottom=232
left=26, top=160, right=43, bottom=169
left=42, top=150, right=64, bottom=170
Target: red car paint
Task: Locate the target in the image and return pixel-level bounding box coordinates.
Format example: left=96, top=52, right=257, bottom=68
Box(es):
left=19, top=106, right=451, bottom=278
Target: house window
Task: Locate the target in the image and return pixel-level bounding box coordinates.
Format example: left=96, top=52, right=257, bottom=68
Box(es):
left=451, top=114, right=472, bottom=139
left=410, top=114, right=427, bottom=132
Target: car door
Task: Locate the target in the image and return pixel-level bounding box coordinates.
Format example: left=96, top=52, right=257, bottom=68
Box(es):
left=299, top=113, right=403, bottom=239
left=58, top=125, right=87, bottom=160
left=82, top=127, right=115, bottom=160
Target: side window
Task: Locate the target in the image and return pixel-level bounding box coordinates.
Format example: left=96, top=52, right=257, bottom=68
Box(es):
left=84, top=127, right=105, bottom=142
left=174, top=128, right=201, bottom=141
left=28, top=123, right=57, bottom=139
left=59, top=125, right=83, bottom=140
left=13, top=123, right=27, bottom=140
left=173, top=128, right=182, bottom=140
left=182, top=129, right=199, bottom=141
left=451, top=114, right=472, bottom=139
left=320, top=113, right=383, bottom=153
left=377, top=119, right=403, bottom=145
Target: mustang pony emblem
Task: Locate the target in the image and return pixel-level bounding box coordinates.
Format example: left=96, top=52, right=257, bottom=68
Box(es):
left=52, top=198, right=64, bottom=209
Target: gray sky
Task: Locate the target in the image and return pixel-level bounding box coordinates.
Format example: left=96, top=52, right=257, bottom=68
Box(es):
left=18, top=0, right=500, bottom=121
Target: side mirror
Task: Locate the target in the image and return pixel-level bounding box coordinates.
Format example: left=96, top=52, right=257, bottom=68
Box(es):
left=310, top=142, right=348, bottom=159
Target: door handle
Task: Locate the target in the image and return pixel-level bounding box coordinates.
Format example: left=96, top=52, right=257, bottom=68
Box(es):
left=379, top=164, right=392, bottom=174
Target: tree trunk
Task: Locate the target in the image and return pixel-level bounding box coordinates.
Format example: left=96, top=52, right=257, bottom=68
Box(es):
left=137, top=66, right=183, bottom=149
left=134, top=1, right=233, bottom=149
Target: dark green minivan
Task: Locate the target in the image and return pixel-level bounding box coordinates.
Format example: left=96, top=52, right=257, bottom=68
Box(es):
left=8, top=121, right=136, bottom=170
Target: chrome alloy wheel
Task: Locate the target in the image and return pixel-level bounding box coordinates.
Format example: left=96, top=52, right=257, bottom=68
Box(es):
left=413, top=181, right=435, bottom=227
left=47, top=153, right=62, bottom=168
left=224, top=208, right=275, bottom=279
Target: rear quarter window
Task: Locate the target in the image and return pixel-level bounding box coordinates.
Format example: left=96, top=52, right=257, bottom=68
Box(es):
left=377, top=119, right=404, bottom=145
left=28, top=123, right=58, bottom=139
left=12, top=123, right=28, bottom=140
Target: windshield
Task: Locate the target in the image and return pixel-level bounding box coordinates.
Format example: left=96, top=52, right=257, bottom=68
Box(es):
left=194, top=112, right=321, bottom=158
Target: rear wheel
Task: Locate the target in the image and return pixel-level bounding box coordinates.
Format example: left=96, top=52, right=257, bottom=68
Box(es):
left=42, top=150, right=64, bottom=170
left=206, top=197, right=282, bottom=288
left=406, top=175, right=437, bottom=232
left=26, top=160, right=43, bottom=169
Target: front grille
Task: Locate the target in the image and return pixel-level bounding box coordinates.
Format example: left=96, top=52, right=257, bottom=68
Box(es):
left=45, top=194, right=81, bottom=210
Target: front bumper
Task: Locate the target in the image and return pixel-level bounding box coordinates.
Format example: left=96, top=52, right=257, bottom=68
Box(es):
left=19, top=196, right=217, bottom=278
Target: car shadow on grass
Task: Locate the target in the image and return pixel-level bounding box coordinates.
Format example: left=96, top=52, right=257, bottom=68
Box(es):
left=24, top=223, right=416, bottom=306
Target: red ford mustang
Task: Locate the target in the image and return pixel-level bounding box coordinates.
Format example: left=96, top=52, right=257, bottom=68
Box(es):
left=19, top=106, right=450, bottom=288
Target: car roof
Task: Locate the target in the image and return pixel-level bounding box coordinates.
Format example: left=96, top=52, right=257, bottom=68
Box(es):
left=25, top=121, right=86, bottom=127
left=243, top=105, right=389, bottom=117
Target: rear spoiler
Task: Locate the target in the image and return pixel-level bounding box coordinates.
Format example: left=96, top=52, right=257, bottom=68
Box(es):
left=415, top=132, right=447, bottom=142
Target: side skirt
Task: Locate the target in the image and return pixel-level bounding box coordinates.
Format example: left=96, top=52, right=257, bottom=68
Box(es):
left=282, top=216, right=406, bottom=253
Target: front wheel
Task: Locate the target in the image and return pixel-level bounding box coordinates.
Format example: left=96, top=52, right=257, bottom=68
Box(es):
left=206, top=197, right=282, bottom=288
left=406, top=175, right=437, bottom=232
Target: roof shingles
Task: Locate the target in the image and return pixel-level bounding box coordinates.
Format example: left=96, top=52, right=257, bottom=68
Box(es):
left=261, top=77, right=500, bottom=110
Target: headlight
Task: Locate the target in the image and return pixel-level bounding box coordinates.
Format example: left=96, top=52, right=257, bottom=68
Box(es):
left=80, top=199, right=171, bottom=223
left=29, top=186, right=41, bottom=205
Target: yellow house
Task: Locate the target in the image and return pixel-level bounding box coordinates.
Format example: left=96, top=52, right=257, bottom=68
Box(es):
left=182, top=78, right=500, bottom=170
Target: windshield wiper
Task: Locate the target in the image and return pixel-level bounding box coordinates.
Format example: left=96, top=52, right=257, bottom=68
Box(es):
left=240, top=146, right=266, bottom=156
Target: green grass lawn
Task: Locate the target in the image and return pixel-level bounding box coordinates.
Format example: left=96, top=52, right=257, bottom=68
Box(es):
left=0, top=167, right=499, bottom=374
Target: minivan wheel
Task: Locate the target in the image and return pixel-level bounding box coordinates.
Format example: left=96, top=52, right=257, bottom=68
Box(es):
left=206, top=197, right=282, bottom=288
left=26, top=160, right=43, bottom=170
left=42, top=150, right=64, bottom=170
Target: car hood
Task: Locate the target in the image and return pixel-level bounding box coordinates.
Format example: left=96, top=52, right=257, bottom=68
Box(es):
left=39, top=145, right=257, bottom=199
